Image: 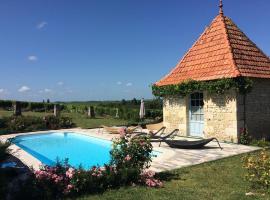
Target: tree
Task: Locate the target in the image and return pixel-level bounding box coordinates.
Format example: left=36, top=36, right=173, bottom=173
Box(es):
left=131, top=98, right=138, bottom=105
left=121, top=99, right=126, bottom=105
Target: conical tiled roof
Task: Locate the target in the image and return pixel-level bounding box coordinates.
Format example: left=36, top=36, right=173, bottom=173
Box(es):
left=156, top=13, right=270, bottom=86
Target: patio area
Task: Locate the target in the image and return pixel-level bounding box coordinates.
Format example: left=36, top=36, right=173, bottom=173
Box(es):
left=0, top=128, right=260, bottom=172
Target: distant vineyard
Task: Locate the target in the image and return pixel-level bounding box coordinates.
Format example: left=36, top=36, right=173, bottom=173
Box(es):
left=0, top=98, right=163, bottom=122
left=0, top=100, right=65, bottom=112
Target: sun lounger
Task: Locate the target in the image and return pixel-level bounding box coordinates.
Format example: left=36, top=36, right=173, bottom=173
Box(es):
left=131, top=126, right=166, bottom=137
left=102, top=125, right=140, bottom=134
left=165, top=137, right=223, bottom=150
left=149, top=129, right=179, bottom=140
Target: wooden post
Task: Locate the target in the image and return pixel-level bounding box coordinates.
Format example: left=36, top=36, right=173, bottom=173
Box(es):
left=54, top=104, right=59, bottom=117
left=87, top=107, right=91, bottom=117
left=115, top=108, right=119, bottom=118
left=13, top=101, right=22, bottom=116
left=87, top=106, right=95, bottom=118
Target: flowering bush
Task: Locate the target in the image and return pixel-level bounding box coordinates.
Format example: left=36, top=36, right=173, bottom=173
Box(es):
left=140, top=170, right=163, bottom=188
left=110, top=135, right=153, bottom=170
left=243, top=149, right=270, bottom=189
left=239, top=128, right=251, bottom=145
left=33, top=160, right=75, bottom=198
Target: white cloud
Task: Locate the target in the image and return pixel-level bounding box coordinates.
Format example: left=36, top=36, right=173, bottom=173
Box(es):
left=37, top=21, right=48, bottom=29
left=39, top=88, right=52, bottom=93
left=57, top=81, right=64, bottom=86
left=44, top=88, right=52, bottom=93
left=0, top=89, right=4, bottom=93
left=126, top=82, right=132, bottom=87
left=117, top=81, right=122, bottom=85
left=18, top=86, right=30, bottom=92
left=28, top=55, right=38, bottom=61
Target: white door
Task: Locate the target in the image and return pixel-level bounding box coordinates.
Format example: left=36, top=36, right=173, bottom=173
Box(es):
left=189, top=92, right=204, bottom=137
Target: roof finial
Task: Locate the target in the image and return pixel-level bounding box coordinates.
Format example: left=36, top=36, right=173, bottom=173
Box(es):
left=219, top=0, right=224, bottom=15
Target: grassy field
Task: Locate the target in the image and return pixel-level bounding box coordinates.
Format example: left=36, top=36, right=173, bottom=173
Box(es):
left=77, top=151, right=268, bottom=200
left=0, top=110, right=128, bottom=129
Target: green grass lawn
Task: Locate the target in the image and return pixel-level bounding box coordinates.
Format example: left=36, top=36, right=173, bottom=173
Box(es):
left=77, top=151, right=268, bottom=200
left=0, top=110, right=128, bottom=129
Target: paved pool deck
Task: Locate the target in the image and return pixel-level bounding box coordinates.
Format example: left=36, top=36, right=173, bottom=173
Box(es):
left=0, top=128, right=260, bottom=172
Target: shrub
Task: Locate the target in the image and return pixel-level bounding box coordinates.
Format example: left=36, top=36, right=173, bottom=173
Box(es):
left=239, top=128, right=251, bottom=145
left=243, top=149, right=270, bottom=189
left=44, top=115, right=60, bottom=129
left=59, top=116, right=74, bottom=128
left=0, top=141, right=10, bottom=161
left=1, top=115, right=74, bottom=134
left=6, top=116, right=46, bottom=132
left=250, top=139, right=270, bottom=147
left=0, top=118, right=7, bottom=129
left=44, top=115, right=74, bottom=129
left=110, top=135, right=153, bottom=170
left=27, top=160, right=75, bottom=199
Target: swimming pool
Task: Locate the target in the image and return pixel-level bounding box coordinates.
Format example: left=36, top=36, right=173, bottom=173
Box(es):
left=11, top=132, right=112, bottom=169
left=11, top=132, right=160, bottom=169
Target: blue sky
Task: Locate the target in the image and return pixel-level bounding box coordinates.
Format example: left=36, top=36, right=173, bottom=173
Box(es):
left=0, top=0, right=269, bottom=102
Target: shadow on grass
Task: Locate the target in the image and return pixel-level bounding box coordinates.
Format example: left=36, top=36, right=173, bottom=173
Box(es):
left=156, top=169, right=185, bottom=182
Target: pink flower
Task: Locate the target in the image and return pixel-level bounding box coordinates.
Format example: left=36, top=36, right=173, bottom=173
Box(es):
left=67, top=184, right=74, bottom=190
left=63, top=185, right=74, bottom=195
left=140, top=170, right=163, bottom=188
left=125, top=155, right=132, bottom=161
left=145, top=178, right=163, bottom=187
left=52, top=174, right=58, bottom=180
left=66, top=168, right=75, bottom=179
left=119, top=127, right=126, bottom=138
left=54, top=176, right=63, bottom=183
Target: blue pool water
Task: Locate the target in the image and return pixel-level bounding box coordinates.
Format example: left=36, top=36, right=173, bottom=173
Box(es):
left=11, top=132, right=160, bottom=169
left=11, top=132, right=112, bottom=169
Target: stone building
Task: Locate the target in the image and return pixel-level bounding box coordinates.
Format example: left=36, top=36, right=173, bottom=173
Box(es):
left=155, top=1, right=270, bottom=142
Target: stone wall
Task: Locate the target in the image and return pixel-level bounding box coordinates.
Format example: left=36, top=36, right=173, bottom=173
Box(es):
left=240, top=78, right=270, bottom=140
left=162, top=91, right=240, bottom=142
left=204, top=90, right=239, bottom=142
left=163, top=96, right=188, bottom=136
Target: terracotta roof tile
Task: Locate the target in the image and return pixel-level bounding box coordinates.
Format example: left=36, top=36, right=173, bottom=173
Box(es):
left=156, top=14, right=270, bottom=86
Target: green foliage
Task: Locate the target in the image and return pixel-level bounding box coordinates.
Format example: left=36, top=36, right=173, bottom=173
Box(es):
left=110, top=135, right=153, bottom=171
left=0, top=141, right=10, bottom=161
left=44, top=115, right=74, bottom=130
left=250, top=139, right=270, bottom=148
left=1, top=115, right=74, bottom=133
left=59, top=116, right=74, bottom=128
left=6, top=116, right=46, bottom=132
left=0, top=100, right=65, bottom=112
left=239, top=128, right=251, bottom=145
left=0, top=118, right=6, bottom=128
left=243, top=149, right=270, bottom=189
left=152, top=77, right=253, bottom=97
